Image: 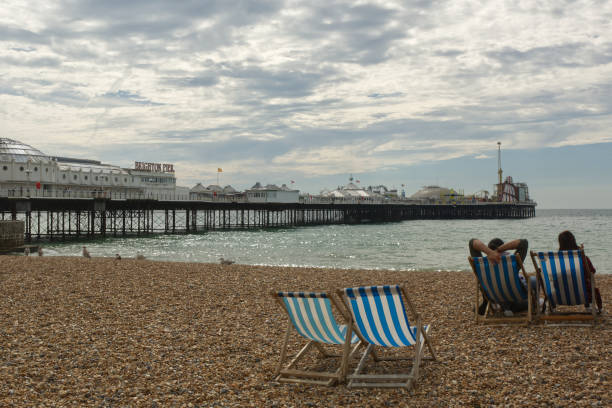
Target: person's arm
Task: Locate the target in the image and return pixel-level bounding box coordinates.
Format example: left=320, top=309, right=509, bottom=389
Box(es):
left=471, top=239, right=502, bottom=263
left=496, top=239, right=528, bottom=261
left=496, top=239, right=521, bottom=252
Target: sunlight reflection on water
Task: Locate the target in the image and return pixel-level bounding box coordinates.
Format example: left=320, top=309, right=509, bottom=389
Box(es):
left=43, top=209, right=612, bottom=273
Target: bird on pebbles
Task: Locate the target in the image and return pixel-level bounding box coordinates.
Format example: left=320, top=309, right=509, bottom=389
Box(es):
left=24, top=247, right=30, bottom=256
left=219, top=257, right=235, bottom=265
left=38, top=247, right=43, bottom=256
left=136, top=253, right=146, bottom=260
left=82, top=246, right=91, bottom=258
left=115, top=253, right=122, bottom=260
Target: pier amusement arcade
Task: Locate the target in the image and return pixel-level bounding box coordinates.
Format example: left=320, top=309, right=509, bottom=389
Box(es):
left=0, top=138, right=182, bottom=199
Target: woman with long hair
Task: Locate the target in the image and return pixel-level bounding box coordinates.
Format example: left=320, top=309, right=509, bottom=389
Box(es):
left=558, top=230, right=603, bottom=313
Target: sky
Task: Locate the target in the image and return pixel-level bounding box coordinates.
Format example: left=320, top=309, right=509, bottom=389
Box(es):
left=1, top=0, right=611, bottom=209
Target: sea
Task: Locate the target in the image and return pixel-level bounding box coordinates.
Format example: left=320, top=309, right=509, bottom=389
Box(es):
left=41, top=209, right=612, bottom=274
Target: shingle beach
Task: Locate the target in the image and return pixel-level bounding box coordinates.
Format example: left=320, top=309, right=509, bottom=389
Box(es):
left=1, top=257, right=610, bottom=407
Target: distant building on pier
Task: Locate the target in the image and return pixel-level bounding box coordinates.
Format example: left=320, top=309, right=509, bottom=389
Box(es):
left=0, top=138, right=182, bottom=199
left=246, top=182, right=299, bottom=203
left=189, top=183, right=242, bottom=201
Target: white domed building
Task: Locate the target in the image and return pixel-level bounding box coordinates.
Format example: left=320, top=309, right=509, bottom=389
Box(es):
left=319, top=176, right=382, bottom=203
left=410, top=185, right=462, bottom=204
left=0, top=138, right=181, bottom=199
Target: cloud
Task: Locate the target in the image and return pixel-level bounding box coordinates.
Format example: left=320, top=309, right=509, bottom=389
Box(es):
left=164, top=74, right=219, bottom=88
left=97, top=90, right=161, bottom=107
left=0, top=26, right=47, bottom=44
left=286, top=2, right=413, bottom=65
left=368, top=92, right=404, bottom=99
left=11, top=46, right=37, bottom=52
left=221, top=63, right=336, bottom=99
left=486, top=43, right=612, bottom=69
left=0, top=55, right=61, bottom=67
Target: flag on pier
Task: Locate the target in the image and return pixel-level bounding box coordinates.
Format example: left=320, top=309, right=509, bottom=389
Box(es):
left=217, top=168, right=223, bottom=173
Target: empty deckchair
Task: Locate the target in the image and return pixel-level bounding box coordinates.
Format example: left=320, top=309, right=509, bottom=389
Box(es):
left=271, top=291, right=362, bottom=386
left=469, top=254, right=536, bottom=325
left=530, top=249, right=599, bottom=325
left=337, top=285, right=437, bottom=389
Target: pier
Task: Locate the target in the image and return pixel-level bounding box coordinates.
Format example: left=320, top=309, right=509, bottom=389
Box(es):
left=0, top=197, right=536, bottom=242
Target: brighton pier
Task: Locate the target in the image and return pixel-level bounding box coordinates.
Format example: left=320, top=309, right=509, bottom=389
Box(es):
left=1, top=138, right=535, bottom=242
left=1, top=196, right=536, bottom=242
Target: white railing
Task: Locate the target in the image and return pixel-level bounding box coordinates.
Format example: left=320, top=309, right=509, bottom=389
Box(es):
left=300, top=196, right=390, bottom=204
left=0, top=188, right=533, bottom=206
left=300, top=196, right=443, bottom=205
left=0, top=188, right=253, bottom=203
left=300, top=196, right=532, bottom=205
left=0, top=188, right=192, bottom=201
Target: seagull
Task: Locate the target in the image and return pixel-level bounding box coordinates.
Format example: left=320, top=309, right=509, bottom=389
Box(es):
left=219, top=257, right=234, bottom=265
left=115, top=253, right=121, bottom=260
left=24, top=247, right=30, bottom=256
left=38, top=247, right=43, bottom=256
left=136, top=253, right=145, bottom=260
left=82, top=246, right=91, bottom=258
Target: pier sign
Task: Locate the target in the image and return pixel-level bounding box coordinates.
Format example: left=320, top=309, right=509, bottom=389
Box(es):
left=134, top=162, right=175, bottom=173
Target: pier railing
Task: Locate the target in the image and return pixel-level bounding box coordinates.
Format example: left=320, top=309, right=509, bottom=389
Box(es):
left=0, top=188, right=394, bottom=203
left=0, top=188, right=535, bottom=206
left=1, top=188, right=193, bottom=201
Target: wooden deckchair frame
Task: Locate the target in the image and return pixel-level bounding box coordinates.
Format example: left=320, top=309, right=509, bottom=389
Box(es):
left=336, top=285, right=437, bottom=390
left=271, top=290, right=362, bottom=386
left=529, top=247, right=599, bottom=326
left=468, top=255, right=537, bottom=326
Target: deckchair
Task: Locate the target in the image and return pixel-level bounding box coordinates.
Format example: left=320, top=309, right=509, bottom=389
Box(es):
left=530, top=249, right=599, bottom=325
left=271, top=290, right=362, bottom=386
left=468, top=254, right=536, bottom=325
left=336, top=285, right=437, bottom=389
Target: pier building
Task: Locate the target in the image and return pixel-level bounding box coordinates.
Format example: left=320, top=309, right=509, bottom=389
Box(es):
left=0, top=138, right=181, bottom=199
left=246, top=183, right=300, bottom=203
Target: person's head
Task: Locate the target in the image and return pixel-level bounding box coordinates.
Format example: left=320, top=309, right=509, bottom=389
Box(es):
left=558, top=230, right=579, bottom=250
left=488, top=238, right=504, bottom=250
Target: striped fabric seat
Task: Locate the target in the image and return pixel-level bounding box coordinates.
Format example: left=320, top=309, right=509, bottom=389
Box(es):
left=271, top=290, right=362, bottom=386
left=343, top=285, right=419, bottom=347
left=277, top=291, right=359, bottom=345
left=337, top=284, right=436, bottom=389
left=534, top=250, right=588, bottom=306
left=471, top=255, right=528, bottom=305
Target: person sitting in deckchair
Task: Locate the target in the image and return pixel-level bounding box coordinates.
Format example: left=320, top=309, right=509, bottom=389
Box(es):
left=558, top=230, right=602, bottom=313
left=469, top=237, right=535, bottom=315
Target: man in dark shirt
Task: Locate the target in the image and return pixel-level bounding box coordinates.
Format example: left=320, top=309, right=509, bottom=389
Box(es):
left=469, top=238, right=530, bottom=315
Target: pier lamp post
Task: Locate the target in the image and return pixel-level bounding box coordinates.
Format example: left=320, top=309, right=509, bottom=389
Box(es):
left=497, top=142, right=503, bottom=201
left=25, top=165, right=32, bottom=198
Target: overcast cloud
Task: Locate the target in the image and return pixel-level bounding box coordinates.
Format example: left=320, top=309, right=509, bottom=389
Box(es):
left=1, top=0, right=611, bottom=207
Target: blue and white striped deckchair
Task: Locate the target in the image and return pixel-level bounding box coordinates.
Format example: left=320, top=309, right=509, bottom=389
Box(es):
left=271, top=291, right=361, bottom=385
left=337, top=285, right=437, bottom=389
left=469, top=254, right=534, bottom=324
left=530, top=250, right=598, bottom=323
